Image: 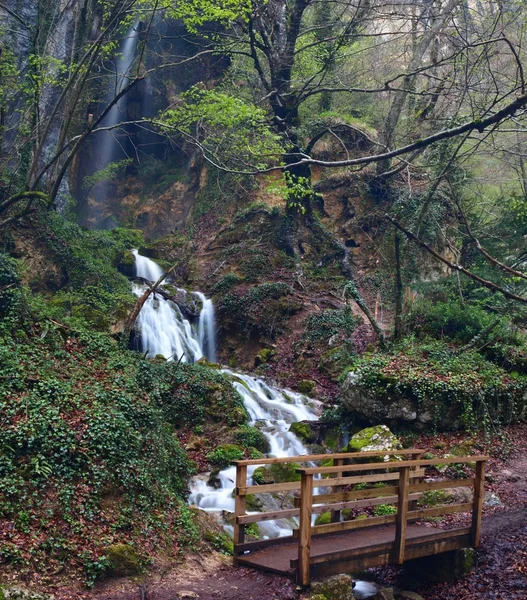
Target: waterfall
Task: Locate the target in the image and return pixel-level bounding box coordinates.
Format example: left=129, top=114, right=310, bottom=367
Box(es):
left=132, top=251, right=216, bottom=362
left=90, top=24, right=140, bottom=222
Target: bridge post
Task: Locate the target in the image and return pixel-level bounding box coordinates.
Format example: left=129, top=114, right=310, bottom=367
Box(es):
left=233, top=463, right=247, bottom=565
left=298, top=472, right=314, bottom=586
left=408, top=451, right=421, bottom=518
left=330, top=458, right=344, bottom=523
left=470, top=459, right=486, bottom=548
left=394, top=465, right=410, bottom=565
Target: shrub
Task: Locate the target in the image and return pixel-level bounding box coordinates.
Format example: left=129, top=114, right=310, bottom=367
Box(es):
left=206, top=444, right=244, bottom=469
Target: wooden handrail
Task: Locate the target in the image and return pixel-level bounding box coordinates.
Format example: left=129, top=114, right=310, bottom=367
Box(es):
left=296, top=455, right=488, bottom=475
left=233, top=448, right=424, bottom=466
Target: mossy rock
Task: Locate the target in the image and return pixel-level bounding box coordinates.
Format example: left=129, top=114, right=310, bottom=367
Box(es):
left=105, top=544, right=141, bottom=576
left=269, top=462, right=301, bottom=483
left=322, top=426, right=340, bottom=451
left=234, top=425, right=270, bottom=453
left=206, top=444, right=244, bottom=470
left=252, top=466, right=274, bottom=485
left=254, top=348, right=275, bottom=367
left=289, top=421, right=317, bottom=444
left=246, top=494, right=264, bottom=511
left=311, top=574, right=355, bottom=600
left=314, top=511, right=332, bottom=526
left=117, top=249, right=136, bottom=278
left=298, top=379, right=316, bottom=395
left=347, top=425, right=402, bottom=454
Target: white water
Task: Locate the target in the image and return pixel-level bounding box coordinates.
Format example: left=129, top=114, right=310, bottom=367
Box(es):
left=131, top=252, right=377, bottom=594
left=132, top=250, right=216, bottom=362
left=189, top=370, right=321, bottom=538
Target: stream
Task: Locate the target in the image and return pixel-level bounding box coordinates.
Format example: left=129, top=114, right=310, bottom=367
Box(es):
left=132, top=252, right=378, bottom=598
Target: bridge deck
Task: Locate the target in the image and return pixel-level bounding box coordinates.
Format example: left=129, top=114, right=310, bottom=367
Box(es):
left=237, top=524, right=472, bottom=578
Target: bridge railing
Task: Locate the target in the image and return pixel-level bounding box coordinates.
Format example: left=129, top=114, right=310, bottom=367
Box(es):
left=232, top=449, right=424, bottom=560
left=233, top=452, right=487, bottom=586
left=295, top=455, right=487, bottom=585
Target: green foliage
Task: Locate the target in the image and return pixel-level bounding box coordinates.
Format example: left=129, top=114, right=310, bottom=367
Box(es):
left=304, top=308, right=358, bottom=343
left=82, top=159, right=133, bottom=190
left=233, top=425, right=269, bottom=453
left=373, top=504, right=397, bottom=516
left=211, top=273, right=242, bottom=296
left=159, top=87, right=283, bottom=170
left=206, top=444, right=244, bottom=469
left=351, top=338, right=527, bottom=428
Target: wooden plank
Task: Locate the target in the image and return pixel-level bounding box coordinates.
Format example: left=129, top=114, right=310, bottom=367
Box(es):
left=406, top=526, right=472, bottom=546
left=312, top=469, right=425, bottom=489
left=394, top=466, right=410, bottom=564
left=309, top=485, right=399, bottom=505
left=233, top=464, right=247, bottom=563
left=330, top=458, right=344, bottom=524
left=409, top=478, right=475, bottom=493
left=291, top=541, right=394, bottom=568
left=306, top=513, right=397, bottom=536
left=297, top=472, right=314, bottom=586
left=238, top=481, right=300, bottom=495
left=408, top=451, right=421, bottom=515
left=407, top=502, right=473, bottom=520
left=233, top=449, right=425, bottom=467
left=297, top=456, right=488, bottom=475
left=237, top=508, right=300, bottom=524
left=235, top=535, right=295, bottom=553
left=311, top=551, right=392, bottom=578
left=404, top=535, right=471, bottom=561
left=471, top=460, right=486, bottom=547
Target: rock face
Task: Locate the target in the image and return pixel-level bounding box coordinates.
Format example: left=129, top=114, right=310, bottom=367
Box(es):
left=346, top=425, right=402, bottom=453
left=341, top=372, right=458, bottom=429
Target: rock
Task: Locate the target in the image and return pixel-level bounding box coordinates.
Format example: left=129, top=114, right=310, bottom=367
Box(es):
left=298, top=380, right=316, bottom=395
left=310, top=574, right=355, bottom=600
left=402, top=548, right=476, bottom=584
left=175, top=592, right=200, bottom=600
left=252, top=466, right=274, bottom=485
left=484, top=492, right=503, bottom=507
left=372, top=589, right=395, bottom=600
left=105, top=543, right=141, bottom=576
left=314, top=511, right=332, bottom=525
left=290, top=421, right=318, bottom=444
left=395, top=592, right=424, bottom=600
left=347, top=425, right=401, bottom=454
left=0, top=588, right=55, bottom=600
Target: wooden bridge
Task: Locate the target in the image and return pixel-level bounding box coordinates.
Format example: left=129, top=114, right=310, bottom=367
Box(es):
left=232, top=450, right=487, bottom=586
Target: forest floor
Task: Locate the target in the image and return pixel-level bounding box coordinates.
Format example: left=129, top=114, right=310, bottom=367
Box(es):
left=50, top=423, right=527, bottom=600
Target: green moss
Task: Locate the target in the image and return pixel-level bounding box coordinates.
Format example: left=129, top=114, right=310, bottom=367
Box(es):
left=269, top=462, right=301, bottom=483
left=289, top=421, right=317, bottom=444
left=314, top=511, right=332, bottom=525
left=105, top=544, right=141, bottom=576
left=252, top=466, right=273, bottom=485
left=245, top=494, right=264, bottom=511
left=234, top=425, right=270, bottom=453
left=204, top=531, right=234, bottom=555
left=298, top=379, right=315, bottom=395
left=206, top=444, right=244, bottom=470
left=347, top=425, right=401, bottom=453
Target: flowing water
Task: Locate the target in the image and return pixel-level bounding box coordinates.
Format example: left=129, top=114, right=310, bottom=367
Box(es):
left=131, top=252, right=377, bottom=595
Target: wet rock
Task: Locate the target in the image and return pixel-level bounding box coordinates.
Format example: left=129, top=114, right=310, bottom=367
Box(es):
left=346, top=425, right=401, bottom=454
left=310, top=574, right=355, bottom=600
left=290, top=421, right=318, bottom=444
left=394, top=591, right=424, bottom=600
left=298, top=380, right=316, bottom=395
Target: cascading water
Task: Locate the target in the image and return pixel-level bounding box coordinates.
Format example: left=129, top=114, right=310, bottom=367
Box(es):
left=189, top=370, right=322, bottom=538
left=132, top=250, right=216, bottom=363
left=130, top=251, right=378, bottom=596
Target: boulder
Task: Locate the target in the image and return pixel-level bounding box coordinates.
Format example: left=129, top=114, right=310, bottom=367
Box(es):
left=372, top=589, right=395, bottom=600
left=310, top=574, right=355, bottom=600
left=394, top=592, right=424, bottom=600
left=105, top=543, right=141, bottom=576
left=346, top=425, right=401, bottom=454
left=289, top=421, right=318, bottom=444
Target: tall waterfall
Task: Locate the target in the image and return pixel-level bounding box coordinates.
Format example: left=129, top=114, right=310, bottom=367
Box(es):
left=92, top=24, right=140, bottom=217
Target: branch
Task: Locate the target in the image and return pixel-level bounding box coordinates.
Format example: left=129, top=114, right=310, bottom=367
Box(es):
left=0, top=191, right=50, bottom=214
left=385, top=215, right=527, bottom=304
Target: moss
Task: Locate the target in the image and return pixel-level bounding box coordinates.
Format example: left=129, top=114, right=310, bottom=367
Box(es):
left=347, top=425, right=401, bottom=453
left=204, top=531, right=234, bottom=555
left=118, top=249, right=136, bottom=278
left=298, top=379, right=315, bottom=395
left=269, top=462, right=302, bottom=483
left=246, top=494, right=264, bottom=511
left=234, top=425, right=270, bottom=453
left=206, top=444, right=244, bottom=470
left=323, top=427, right=340, bottom=451
left=252, top=466, right=274, bottom=485
left=105, top=544, right=141, bottom=576
left=254, top=348, right=275, bottom=366
left=289, top=421, right=317, bottom=444
left=314, top=511, right=332, bottom=525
